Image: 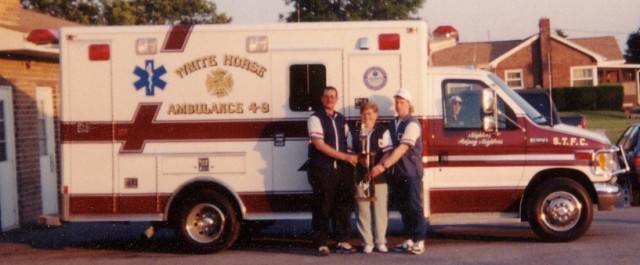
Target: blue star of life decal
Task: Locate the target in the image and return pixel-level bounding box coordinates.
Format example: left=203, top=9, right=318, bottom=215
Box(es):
left=133, top=60, right=167, bottom=96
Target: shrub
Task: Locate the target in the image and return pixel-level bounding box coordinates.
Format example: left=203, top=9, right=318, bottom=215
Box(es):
left=546, top=85, right=623, bottom=111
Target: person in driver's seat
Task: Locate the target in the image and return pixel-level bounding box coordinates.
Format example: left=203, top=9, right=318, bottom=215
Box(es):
left=446, top=95, right=464, bottom=127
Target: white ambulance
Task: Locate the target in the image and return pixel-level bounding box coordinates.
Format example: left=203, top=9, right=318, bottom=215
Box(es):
left=31, top=20, right=624, bottom=252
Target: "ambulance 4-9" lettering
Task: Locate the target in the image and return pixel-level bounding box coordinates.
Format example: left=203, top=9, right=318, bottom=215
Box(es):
left=167, top=102, right=270, bottom=115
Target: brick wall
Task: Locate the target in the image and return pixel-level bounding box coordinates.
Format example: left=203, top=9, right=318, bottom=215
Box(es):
left=0, top=57, right=61, bottom=225
left=495, top=38, right=597, bottom=89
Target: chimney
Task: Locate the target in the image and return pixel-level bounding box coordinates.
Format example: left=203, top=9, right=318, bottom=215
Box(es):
left=0, top=0, right=21, bottom=28
left=539, top=17, right=552, bottom=89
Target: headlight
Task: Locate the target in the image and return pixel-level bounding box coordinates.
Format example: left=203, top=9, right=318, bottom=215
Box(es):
left=592, top=149, right=624, bottom=176
left=595, top=152, right=617, bottom=172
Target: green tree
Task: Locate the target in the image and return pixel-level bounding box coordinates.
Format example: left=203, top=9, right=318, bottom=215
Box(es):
left=281, top=0, right=425, bottom=22
left=21, top=0, right=102, bottom=24
left=626, top=29, right=640, bottom=64
left=22, top=0, right=231, bottom=25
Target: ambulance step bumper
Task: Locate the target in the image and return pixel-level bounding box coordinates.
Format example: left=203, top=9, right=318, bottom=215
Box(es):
left=595, top=183, right=621, bottom=211
left=37, top=214, right=62, bottom=226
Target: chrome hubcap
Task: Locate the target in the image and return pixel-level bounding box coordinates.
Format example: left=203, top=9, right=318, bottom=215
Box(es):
left=540, top=191, right=582, bottom=232
left=185, top=203, right=225, bottom=243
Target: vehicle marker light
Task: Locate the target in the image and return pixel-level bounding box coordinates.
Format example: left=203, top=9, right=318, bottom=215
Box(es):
left=379, top=33, right=400, bottom=50
left=89, top=44, right=110, bottom=61
left=574, top=151, right=593, bottom=160
left=633, top=156, right=640, bottom=168
left=26, top=29, right=59, bottom=45
left=136, top=38, right=157, bottom=55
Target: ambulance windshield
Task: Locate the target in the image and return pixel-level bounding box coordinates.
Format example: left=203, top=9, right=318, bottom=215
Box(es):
left=488, top=74, right=548, bottom=125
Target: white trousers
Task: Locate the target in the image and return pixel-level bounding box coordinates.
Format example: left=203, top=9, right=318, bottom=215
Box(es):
left=355, top=183, right=388, bottom=246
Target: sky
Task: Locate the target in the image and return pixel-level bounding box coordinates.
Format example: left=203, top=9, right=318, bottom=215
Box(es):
left=215, top=0, right=640, bottom=52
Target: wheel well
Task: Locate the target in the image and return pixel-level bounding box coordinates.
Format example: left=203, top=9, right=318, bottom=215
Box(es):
left=166, top=180, right=244, bottom=227
left=520, top=168, right=597, bottom=221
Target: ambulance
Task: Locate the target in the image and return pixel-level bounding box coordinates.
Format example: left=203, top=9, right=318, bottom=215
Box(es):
left=29, top=20, right=625, bottom=252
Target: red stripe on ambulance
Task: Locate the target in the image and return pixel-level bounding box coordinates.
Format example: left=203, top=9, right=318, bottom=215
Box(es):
left=62, top=103, right=308, bottom=153
left=161, top=25, right=193, bottom=52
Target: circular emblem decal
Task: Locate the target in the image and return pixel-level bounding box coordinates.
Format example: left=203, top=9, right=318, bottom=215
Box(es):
left=363, top=66, right=387, bottom=90
left=206, top=69, right=234, bottom=98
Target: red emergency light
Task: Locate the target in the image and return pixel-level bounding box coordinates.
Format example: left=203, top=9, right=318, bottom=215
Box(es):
left=379, top=33, right=400, bottom=50
left=89, top=44, right=110, bottom=61
left=26, top=29, right=59, bottom=45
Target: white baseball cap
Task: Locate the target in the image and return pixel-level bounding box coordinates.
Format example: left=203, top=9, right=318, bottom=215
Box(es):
left=449, top=95, right=462, bottom=103
left=394, top=89, right=412, bottom=103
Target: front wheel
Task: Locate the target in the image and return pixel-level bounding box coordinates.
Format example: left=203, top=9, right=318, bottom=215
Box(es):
left=175, top=191, right=241, bottom=253
left=528, top=178, right=593, bottom=242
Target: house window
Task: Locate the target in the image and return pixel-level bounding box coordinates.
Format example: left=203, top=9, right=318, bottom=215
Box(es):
left=571, top=67, right=596, bottom=86
left=505, top=70, right=523, bottom=88
left=289, top=64, right=326, bottom=112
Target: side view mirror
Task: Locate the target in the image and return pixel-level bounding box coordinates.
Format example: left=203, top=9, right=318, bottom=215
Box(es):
left=482, top=88, right=498, bottom=133
left=482, top=88, right=495, bottom=114
left=483, top=116, right=496, bottom=132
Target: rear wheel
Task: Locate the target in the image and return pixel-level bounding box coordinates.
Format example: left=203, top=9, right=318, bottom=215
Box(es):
left=528, top=178, right=593, bottom=242
left=175, top=191, right=240, bottom=253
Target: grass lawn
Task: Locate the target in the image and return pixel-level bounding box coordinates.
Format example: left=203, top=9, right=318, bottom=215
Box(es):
left=561, top=110, right=640, bottom=142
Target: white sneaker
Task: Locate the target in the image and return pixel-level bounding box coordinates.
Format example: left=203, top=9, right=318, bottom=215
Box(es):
left=393, top=239, right=413, bottom=252
left=376, top=244, right=388, bottom=253
left=363, top=244, right=374, bottom=254
left=336, top=242, right=356, bottom=254
left=410, top=240, right=425, bottom=255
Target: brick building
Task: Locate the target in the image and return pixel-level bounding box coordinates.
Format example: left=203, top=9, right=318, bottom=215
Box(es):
left=0, top=0, right=77, bottom=231
left=432, top=17, right=640, bottom=109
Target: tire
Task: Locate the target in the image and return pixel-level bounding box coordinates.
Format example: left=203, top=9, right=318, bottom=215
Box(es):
left=528, top=178, right=593, bottom=242
left=175, top=190, right=241, bottom=253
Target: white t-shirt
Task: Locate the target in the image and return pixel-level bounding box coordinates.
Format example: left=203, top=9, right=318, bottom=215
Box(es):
left=395, top=118, right=421, bottom=147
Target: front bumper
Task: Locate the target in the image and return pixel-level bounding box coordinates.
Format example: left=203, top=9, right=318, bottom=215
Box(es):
left=595, top=182, right=621, bottom=210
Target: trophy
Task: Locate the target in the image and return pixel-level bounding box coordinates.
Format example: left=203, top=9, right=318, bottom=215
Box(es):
left=355, top=123, right=377, bottom=202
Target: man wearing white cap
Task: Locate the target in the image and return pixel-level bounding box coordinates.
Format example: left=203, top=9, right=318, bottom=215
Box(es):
left=446, top=95, right=464, bottom=127
left=367, top=88, right=427, bottom=255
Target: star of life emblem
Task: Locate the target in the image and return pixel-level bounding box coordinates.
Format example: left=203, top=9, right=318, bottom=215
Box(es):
left=133, top=60, right=167, bottom=96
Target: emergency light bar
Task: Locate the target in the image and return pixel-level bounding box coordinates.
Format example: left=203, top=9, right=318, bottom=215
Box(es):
left=246, top=36, right=268, bottom=53
left=26, top=29, right=59, bottom=45
left=89, top=44, right=110, bottom=61
left=136, top=38, right=158, bottom=55
left=379, top=33, right=400, bottom=50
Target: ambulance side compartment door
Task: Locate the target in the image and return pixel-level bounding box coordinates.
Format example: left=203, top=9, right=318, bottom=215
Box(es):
left=62, top=39, right=115, bottom=216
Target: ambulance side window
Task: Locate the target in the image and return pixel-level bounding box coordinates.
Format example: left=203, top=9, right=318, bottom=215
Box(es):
left=289, top=64, right=326, bottom=111
left=442, top=80, right=486, bottom=129
left=442, top=79, right=516, bottom=130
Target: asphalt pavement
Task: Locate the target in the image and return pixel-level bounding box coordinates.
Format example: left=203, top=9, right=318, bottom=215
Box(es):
left=1, top=207, right=639, bottom=265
